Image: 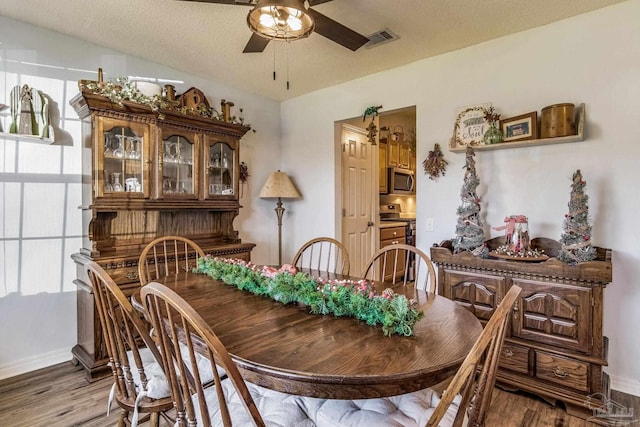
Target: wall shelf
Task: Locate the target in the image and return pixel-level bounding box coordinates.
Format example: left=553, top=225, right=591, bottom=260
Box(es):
left=449, top=103, right=585, bottom=153
left=0, top=132, right=54, bottom=145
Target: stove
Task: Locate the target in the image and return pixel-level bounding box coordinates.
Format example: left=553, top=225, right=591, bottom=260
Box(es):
left=380, top=203, right=417, bottom=279
left=379, top=203, right=416, bottom=245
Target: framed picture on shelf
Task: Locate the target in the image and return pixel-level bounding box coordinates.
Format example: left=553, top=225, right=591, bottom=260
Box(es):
left=500, top=112, right=538, bottom=142
left=452, top=103, right=491, bottom=149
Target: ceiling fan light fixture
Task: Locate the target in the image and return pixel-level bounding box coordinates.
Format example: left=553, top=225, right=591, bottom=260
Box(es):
left=247, top=0, right=314, bottom=42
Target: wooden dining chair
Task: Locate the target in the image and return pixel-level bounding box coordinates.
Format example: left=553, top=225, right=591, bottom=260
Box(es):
left=363, top=243, right=437, bottom=293
left=303, top=285, right=522, bottom=427
left=140, top=282, right=315, bottom=426
left=292, top=237, right=351, bottom=276
left=85, top=261, right=174, bottom=427
left=138, top=235, right=205, bottom=285
left=426, top=284, right=521, bottom=427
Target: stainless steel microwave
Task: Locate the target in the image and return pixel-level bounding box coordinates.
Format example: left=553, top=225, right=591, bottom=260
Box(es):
left=388, top=167, right=415, bottom=194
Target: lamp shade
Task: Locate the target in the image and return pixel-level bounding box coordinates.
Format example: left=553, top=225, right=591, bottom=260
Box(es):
left=247, top=0, right=314, bottom=42
left=259, top=171, right=301, bottom=199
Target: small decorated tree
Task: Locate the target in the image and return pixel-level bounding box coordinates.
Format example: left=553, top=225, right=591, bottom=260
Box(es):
left=558, top=169, right=597, bottom=264
left=453, top=146, right=486, bottom=255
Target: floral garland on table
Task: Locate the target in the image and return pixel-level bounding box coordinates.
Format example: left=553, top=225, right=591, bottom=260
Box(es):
left=194, top=257, right=423, bottom=337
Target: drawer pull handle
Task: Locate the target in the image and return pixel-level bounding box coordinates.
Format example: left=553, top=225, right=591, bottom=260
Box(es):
left=552, top=367, right=568, bottom=378
left=503, top=349, right=513, bottom=357
left=126, top=271, right=139, bottom=280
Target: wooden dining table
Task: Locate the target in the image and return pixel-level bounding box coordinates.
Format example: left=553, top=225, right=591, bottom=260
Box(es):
left=152, top=270, right=482, bottom=399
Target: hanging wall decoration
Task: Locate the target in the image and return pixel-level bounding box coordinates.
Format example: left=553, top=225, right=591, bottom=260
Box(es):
left=362, top=105, right=383, bottom=145
left=452, top=103, right=491, bottom=149
left=557, top=169, right=597, bottom=264
left=239, top=161, right=250, bottom=198
left=423, top=143, right=448, bottom=180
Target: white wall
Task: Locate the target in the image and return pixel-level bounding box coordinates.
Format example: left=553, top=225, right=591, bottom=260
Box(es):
left=281, top=0, right=640, bottom=395
left=0, top=16, right=281, bottom=378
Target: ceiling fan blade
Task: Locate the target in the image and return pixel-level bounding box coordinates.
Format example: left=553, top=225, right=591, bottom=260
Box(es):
left=307, top=8, right=369, bottom=51
left=176, top=0, right=252, bottom=5
left=243, top=32, right=270, bottom=53
left=308, top=0, right=335, bottom=5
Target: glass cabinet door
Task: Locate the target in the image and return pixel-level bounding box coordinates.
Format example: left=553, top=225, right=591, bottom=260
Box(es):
left=161, top=133, right=197, bottom=198
left=98, top=120, right=149, bottom=198
left=206, top=141, right=236, bottom=198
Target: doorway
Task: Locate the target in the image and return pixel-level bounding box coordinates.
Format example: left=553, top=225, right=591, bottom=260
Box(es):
left=340, top=123, right=376, bottom=276
left=339, top=106, right=417, bottom=277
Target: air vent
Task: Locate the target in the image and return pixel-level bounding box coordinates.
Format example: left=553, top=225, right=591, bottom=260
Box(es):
left=365, top=28, right=399, bottom=48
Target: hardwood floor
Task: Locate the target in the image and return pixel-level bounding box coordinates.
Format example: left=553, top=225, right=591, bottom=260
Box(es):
left=0, top=361, right=637, bottom=426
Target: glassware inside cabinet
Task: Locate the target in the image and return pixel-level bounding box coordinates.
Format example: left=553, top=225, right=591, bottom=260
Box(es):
left=208, top=142, right=234, bottom=196
left=162, top=135, right=194, bottom=195
left=102, top=127, right=143, bottom=194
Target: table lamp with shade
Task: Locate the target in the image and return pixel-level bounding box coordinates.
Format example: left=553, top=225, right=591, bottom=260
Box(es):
left=259, top=170, right=302, bottom=265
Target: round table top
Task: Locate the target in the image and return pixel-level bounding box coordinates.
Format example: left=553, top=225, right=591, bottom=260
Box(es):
left=157, top=271, right=482, bottom=399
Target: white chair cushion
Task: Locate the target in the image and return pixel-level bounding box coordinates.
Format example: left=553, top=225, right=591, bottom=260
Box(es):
left=127, top=347, right=171, bottom=399
left=296, top=388, right=462, bottom=427
left=124, top=344, right=224, bottom=427
left=193, top=379, right=316, bottom=426
left=127, top=343, right=221, bottom=398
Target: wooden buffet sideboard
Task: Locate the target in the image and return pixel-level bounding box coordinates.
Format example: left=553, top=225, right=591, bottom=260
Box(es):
left=69, top=85, right=255, bottom=381
left=431, top=237, right=612, bottom=420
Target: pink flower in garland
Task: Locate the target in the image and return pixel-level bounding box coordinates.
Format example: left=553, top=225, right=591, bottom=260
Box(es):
left=261, top=263, right=298, bottom=278
left=261, top=266, right=278, bottom=278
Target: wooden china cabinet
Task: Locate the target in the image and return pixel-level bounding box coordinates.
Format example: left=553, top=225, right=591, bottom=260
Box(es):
left=431, top=237, right=612, bottom=420
left=69, top=85, right=255, bottom=381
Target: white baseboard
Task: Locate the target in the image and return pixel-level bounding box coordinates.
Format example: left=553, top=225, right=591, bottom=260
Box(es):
left=609, top=373, right=640, bottom=397
left=0, top=349, right=72, bottom=381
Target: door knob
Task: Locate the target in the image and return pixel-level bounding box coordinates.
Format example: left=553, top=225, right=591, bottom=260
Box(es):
left=367, top=221, right=374, bottom=227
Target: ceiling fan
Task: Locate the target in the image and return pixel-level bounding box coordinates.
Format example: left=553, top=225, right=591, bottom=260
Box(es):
left=177, top=0, right=370, bottom=53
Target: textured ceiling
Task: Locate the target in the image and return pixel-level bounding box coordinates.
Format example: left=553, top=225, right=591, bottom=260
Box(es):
left=0, top=0, right=627, bottom=101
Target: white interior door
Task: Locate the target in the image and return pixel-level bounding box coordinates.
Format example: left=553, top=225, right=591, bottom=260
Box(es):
left=341, top=124, right=376, bottom=277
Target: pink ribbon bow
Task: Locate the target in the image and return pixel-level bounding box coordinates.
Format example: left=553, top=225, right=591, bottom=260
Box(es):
left=493, top=215, right=528, bottom=237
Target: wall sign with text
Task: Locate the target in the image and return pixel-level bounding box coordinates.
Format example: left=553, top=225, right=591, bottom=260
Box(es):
left=453, top=103, right=491, bottom=148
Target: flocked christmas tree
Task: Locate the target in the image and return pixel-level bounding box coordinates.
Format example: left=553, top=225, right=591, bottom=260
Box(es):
left=453, top=146, right=486, bottom=255
left=557, top=169, right=597, bottom=264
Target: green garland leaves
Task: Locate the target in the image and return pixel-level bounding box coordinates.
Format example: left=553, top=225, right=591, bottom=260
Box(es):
left=194, top=257, right=423, bottom=336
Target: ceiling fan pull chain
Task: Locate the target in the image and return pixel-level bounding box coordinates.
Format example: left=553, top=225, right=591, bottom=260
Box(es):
left=286, top=42, right=290, bottom=90
left=273, top=44, right=276, bottom=81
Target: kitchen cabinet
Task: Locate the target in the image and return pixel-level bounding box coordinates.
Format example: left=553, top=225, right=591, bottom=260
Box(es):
left=388, top=139, right=399, bottom=167
left=410, top=148, right=416, bottom=171
left=379, top=225, right=406, bottom=281
left=398, top=141, right=411, bottom=169
left=386, top=139, right=412, bottom=169
left=69, top=84, right=255, bottom=381
left=431, top=237, right=612, bottom=420
left=379, top=139, right=388, bottom=193
left=380, top=137, right=415, bottom=194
